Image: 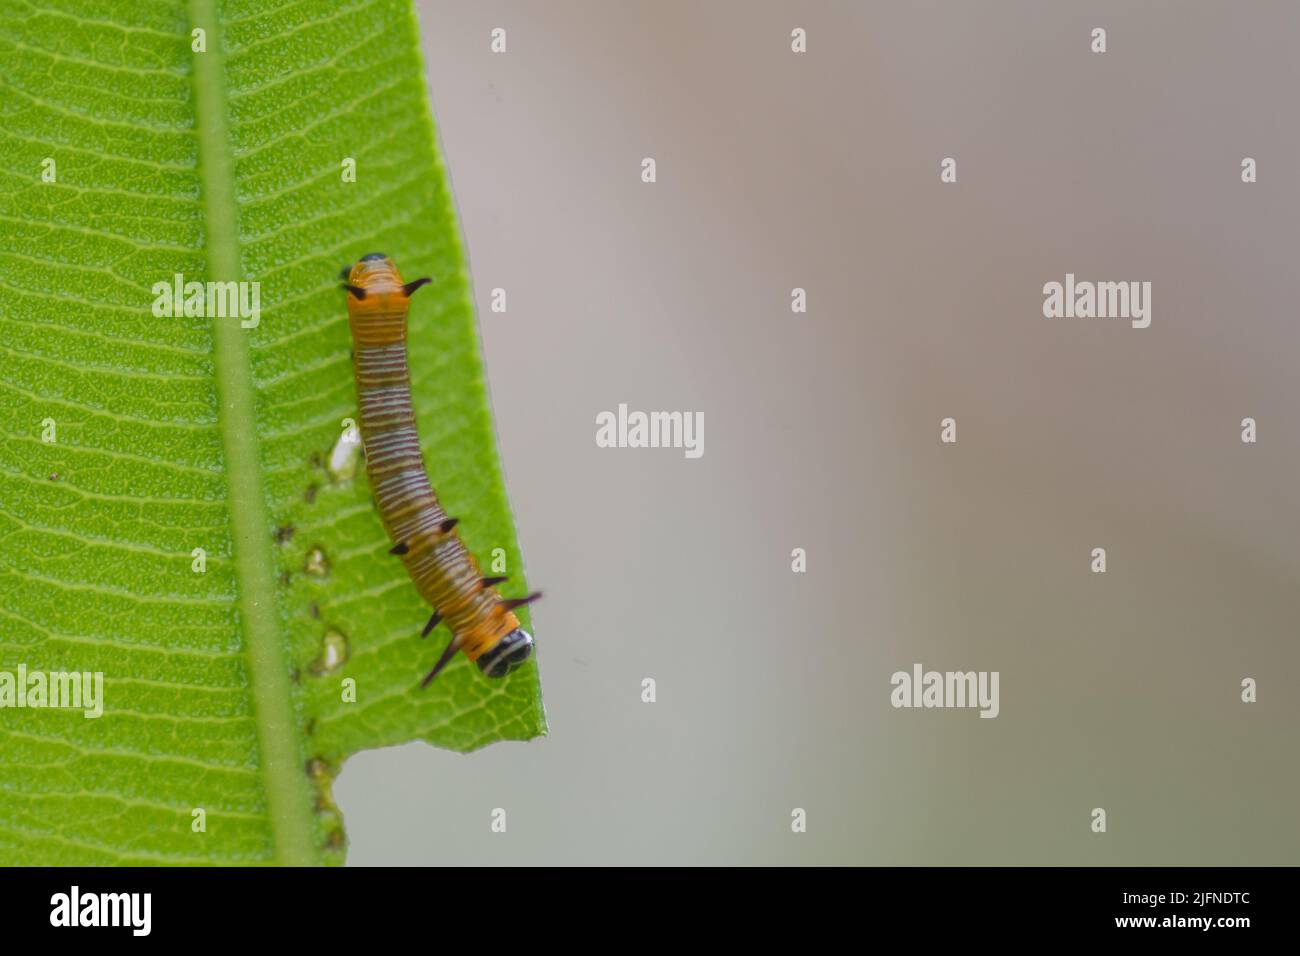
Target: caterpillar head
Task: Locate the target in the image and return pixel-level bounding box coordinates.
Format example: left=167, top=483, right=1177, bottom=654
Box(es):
left=340, top=252, right=391, bottom=285
left=476, top=628, right=535, bottom=678
left=339, top=254, right=430, bottom=299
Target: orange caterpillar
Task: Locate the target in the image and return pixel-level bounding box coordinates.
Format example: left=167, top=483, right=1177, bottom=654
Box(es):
left=341, top=253, right=538, bottom=685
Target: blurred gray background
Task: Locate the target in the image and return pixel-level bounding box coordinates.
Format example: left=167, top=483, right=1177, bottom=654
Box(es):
left=337, top=0, right=1300, bottom=865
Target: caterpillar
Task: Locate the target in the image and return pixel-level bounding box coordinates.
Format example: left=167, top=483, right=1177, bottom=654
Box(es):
left=340, top=253, right=539, bottom=686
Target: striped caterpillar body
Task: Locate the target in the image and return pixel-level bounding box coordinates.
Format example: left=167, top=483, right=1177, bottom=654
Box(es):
left=341, top=253, right=539, bottom=686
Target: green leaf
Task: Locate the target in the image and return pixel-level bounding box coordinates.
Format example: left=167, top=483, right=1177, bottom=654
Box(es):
left=0, top=0, right=545, bottom=865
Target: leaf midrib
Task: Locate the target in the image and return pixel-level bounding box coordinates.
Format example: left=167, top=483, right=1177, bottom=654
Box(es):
left=189, top=0, right=317, bottom=865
